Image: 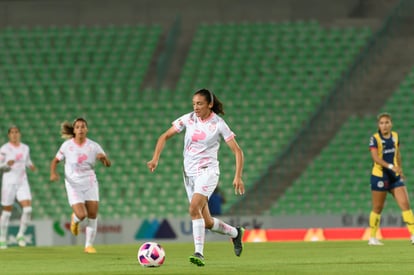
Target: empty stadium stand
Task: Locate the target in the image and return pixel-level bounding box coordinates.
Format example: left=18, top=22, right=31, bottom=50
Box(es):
left=0, top=21, right=373, bottom=219
left=267, top=68, right=414, bottom=215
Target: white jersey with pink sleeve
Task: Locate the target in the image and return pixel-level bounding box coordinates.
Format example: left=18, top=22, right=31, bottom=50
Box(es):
left=172, top=112, right=235, bottom=177
left=55, top=138, right=105, bottom=187
left=0, top=142, right=33, bottom=185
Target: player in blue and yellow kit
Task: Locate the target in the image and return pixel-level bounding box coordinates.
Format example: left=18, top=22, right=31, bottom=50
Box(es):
left=368, top=112, right=414, bottom=245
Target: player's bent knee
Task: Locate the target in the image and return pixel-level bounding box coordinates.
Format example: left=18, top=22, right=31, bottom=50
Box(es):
left=2, top=205, right=13, bottom=212
left=188, top=205, right=202, bottom=218
left=204, top=218, right=214, bottom=229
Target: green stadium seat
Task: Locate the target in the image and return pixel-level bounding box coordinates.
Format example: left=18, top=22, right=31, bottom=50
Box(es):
left=0, top=21, right=374, bottom=218
left=269, top=70, right=414, bottom=215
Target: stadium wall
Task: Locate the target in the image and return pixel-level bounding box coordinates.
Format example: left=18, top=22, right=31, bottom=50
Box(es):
left=0, top=0, right=361, bottom=29
left=5, top=214, right=410, bottom=247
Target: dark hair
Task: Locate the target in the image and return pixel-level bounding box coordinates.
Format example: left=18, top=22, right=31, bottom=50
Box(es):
left=60, top=117, right=88, bottom=139
left=8, top=125, right=20, bottom=134
left=194, top=89, right=224, bottom=115
left=377, top=112, right=392, bottom=122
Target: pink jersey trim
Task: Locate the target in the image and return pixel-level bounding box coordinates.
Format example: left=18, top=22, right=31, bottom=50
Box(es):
left=199, top=112, right=215, bottom=123
left=8, top=142, right=21, bottom=148
left=72, top=138, right=87, bottom=147
left=55, top=152, right=64, bottom=161
left=172, top=124, right=181, bottom=132
left=225, top=134, right=235, bottom=142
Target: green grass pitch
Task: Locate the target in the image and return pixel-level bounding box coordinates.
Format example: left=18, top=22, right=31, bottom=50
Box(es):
left=1, top=240, right=414, bottom=274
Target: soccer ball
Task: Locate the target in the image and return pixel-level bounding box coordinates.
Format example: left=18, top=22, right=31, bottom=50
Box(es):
left=137, top=242, right=166, bottom=267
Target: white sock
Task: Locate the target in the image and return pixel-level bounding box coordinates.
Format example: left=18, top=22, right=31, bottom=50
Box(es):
left=211, top=217, right=238, bottom=238
left=0, top=210, right=12, bottom=242
left=192, top=218, right=205, bottom=255
left=17, top=207, right=32, bottom=237
left=85, top=218, right=97, bottom=247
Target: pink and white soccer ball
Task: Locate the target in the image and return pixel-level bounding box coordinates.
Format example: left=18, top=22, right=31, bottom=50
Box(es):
left=137, top=242, right=166, bottom=267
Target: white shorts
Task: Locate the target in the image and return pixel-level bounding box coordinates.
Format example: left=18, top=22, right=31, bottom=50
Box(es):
left=183, top=168, right=219, bottom=202
left=1, top=181, right=32, bottom=206
left=65, top=180, right=99, bottom=206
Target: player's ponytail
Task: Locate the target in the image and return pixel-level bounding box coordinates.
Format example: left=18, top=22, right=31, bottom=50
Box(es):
left=195, top=89, right=225, bottom=115
left=60, top=117, right=88, bottom=139
left=60, top=121, right=74, bottom=139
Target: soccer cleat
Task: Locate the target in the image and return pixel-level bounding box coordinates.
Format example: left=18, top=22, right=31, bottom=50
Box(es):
left=84, top=246, right=97, bottom=254
left=232, top=226, right=245, bottom=256
left=189, top=252, right=205, bottom=266
left=70, top=213, right=80, bottom=236
left=17, top=236, right=26, bottom=247
left=368, top=237, right=384, bottom=246
left=410, top=235, right=414, bottom=245
left=0, top=241, right=7, bottom=249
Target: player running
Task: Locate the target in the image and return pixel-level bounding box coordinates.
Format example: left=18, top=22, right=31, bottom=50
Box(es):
left=147, top=89, right=245, bottom=266
left=0, top=126, right=36, bottom=249
left=50, top=118, right=111, bottom=253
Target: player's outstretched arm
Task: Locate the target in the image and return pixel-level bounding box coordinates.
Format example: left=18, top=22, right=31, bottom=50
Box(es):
left=147, top=126, right=177, bottom=172
left=50, top=158, right=60, bottom=181
left=226, top=138, right=245, bottom=195
left=97, top=153, right=111, bottom=167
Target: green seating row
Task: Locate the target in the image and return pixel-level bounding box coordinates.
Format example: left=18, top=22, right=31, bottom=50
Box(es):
left=176, top=21, right=372, bottom=211
left=268, top=68, right=414, bottom=215
left=0, top=21, right=374, bottom=219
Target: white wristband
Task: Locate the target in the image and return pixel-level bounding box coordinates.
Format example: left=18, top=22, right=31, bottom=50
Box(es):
left=388, top=164, right=394, bottom=170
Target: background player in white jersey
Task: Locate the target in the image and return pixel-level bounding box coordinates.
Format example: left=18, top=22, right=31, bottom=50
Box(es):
left=147, top=89, right=245, bottom=266
left=50, top=118, right=111, bottom=253
left=0, top=126, right=36, bottom=249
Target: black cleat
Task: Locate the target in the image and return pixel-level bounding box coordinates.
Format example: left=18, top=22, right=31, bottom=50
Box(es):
left=232, top=226, right=245, bottom=256
left=189, top=252, right=205, bottom=266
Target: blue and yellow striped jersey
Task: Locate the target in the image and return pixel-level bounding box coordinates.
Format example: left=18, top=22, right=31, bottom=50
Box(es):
left=369, top=131, right=399, bottom=177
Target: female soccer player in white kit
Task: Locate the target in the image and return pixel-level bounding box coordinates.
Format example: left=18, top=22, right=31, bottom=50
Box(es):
left=0, top=126, right=36, bottom=249
left=50, top=118, right=111, bottom=253
left=147, top=89, right=245, bottom=266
